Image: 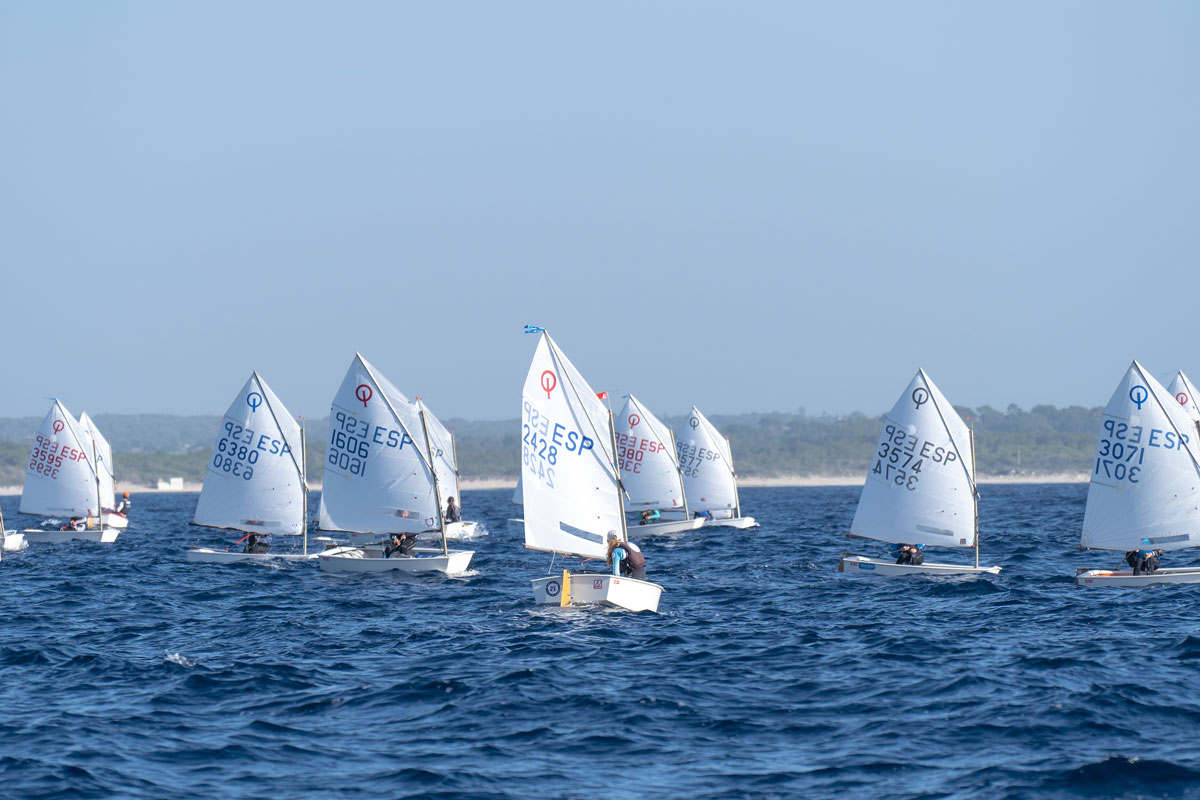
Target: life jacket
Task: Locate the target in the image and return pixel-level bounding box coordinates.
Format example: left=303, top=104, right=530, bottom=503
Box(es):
left=622, top=541, right=646, bottom=570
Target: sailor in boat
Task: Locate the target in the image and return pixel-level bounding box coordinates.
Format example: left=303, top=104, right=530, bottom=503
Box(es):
left=243, top=533, right=270, bottom=554
left=444, top=497, right=461, bottom=524
left=639, top=509, right=661, bottom=526
left=1125, top=549, right=1163, bottom=576
left=693, top=510, right=712, bottom=521
left=606, top=532, right=647, bottom=580
left=61, top=517, right=87, bottom=532
left=385, top=533, right=417, bottom=558
left=115, top=491, right=131, bottom=515
left=893, top=543, right=925, bottom=566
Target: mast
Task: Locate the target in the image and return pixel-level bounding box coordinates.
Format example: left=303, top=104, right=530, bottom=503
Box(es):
left=449, top=429, right=462, bottom=512
left=608, top=409, right=629, bottom=541
left=727, top=435, right=743, bottom=520
left=300, top=424, right=308, bottom=557
left=970, top=425, right=979, bottom=568
left=91, top=427, right=103, bottom=530
left=253, top=371, right=309, bottom=551
left=418, top=402, right=448, bottom=556
left=670, top=428, right=689, bottom=518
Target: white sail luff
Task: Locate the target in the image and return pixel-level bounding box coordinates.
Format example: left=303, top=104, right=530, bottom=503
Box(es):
left=1082, top=361, right=1200, bottom=552
left=849, top=370, right=977, bottom=548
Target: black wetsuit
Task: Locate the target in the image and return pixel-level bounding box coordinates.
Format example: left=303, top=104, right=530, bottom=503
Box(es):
left=243, top=534, right=269, bottom=554
left=385, top=535, right=417, bottom=558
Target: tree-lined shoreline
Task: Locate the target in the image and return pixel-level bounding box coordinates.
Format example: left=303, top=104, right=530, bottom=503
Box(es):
left=0, top=404, right=1107, bottom=487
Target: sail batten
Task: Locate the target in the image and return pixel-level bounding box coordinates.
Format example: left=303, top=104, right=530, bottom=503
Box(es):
left=1081, top=361, right=1200, bottom=552
left=193, top=373, right=305, bottom=535
left=850, top=370, right=977, bottom=548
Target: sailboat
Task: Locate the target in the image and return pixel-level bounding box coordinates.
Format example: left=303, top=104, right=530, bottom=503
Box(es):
left=1, top=499, right=25, bottom=554
left=186, top=372, right=316, bottom=563
left=522, top=329, right=663, bottom=612
left=317, top=354, right=474, bottom=575
left=77, top=412, right=127, bottom=529
left=414, top=397, right=480, bottom=539
left=674, top=406, right=757, bottom=528
left=838, top=369, right=1000, bottom=576
left=20, top=399, right=120, bottom=543
left=613, top=395, right=702, bottom=535
left=1076, top=361, right=1200, bottom=587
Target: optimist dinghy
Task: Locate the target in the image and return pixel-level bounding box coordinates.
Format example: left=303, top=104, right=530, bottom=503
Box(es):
left=186, top=372, right=316, bottom=563
left=77, top=413, right=127, bottom=529
left=520, top=328, right=663, bottom=612
left=1, top=502, right=24, bottom=554
left=20, top=400, right=120, bottom=544
left=316, top=354, right=473, bottom=575
left=613, top=395, right=702, bottom=535
left=838, top=369, right=1001, bottom=577
left=675, top=407, right=757, bottom=529
left=1076, top=361, right=1200, bottom=587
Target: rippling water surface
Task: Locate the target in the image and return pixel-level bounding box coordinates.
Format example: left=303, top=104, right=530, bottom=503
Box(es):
left=4, top=485, right=1200, bottom=799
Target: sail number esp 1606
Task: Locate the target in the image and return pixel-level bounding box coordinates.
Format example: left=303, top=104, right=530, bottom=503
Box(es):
left=871, top=422, right=958, bottom=491
left=327, top=408, right=414, bottom=479
left=522, top=400, right=595, bottom=489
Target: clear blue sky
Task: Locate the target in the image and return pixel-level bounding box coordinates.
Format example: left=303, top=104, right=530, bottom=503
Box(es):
left=3, top=2, right=1197, bottom=421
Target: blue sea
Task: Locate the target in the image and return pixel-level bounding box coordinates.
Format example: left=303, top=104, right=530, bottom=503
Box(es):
left=3, top=485, right=1200, bottom=800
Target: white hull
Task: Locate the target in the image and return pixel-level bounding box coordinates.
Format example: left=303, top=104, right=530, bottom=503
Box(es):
left=102, top=511, right=128, bottom=529
left=838, top=554, right=1001, bottom=576
left=3, top=530, right=26, bottom=551
left=22, top=528, right=120, bottom=544
left=185, top=547, right=320, bottom=563
left=344, top=521, right=478, bottom=546
left=531, top=573, right=664, bottom=612
left=631, top=518, right=704, bottom=535
left=1076, top=567, right=1200, bottom=587
left=319, top=546, right=474, bottom=575
left=701, top=516, right=758, bottom=529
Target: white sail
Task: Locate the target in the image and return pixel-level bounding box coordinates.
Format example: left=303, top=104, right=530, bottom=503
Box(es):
left=417, top=398, right=461, bottom=507
left=1167, top=371, right=1200, bottom=423
left=521, top=332, right=622, bottom=558
left=850, top=370, right=977, bottom=548
left=77, top=412, right=115, bottom=510
left=512, top=473, right=523, bottom=505
left=20, top=400, right=102, bottom=517
left=193, top=372, right=306, bottom=535
left=318, top=353, right=440, bottom=534
left=675, top=406, right=738, bottom=515
left=1081, top=361, right=1200, bottom=552
left=614, top=395, right=686, bottom=510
